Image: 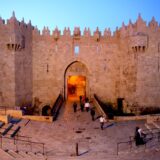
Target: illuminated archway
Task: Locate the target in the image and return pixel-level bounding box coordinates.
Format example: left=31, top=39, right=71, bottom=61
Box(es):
left=67, top=75, right=86, bottom=100
left=64, top=61, right=89, bottom=101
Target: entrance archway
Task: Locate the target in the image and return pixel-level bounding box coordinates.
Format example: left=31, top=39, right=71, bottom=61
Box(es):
left=64, top=61, right=89, bottom=101
left=67, top=75, right=86, bottom=100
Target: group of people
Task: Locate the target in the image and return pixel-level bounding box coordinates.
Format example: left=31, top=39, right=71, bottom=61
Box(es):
left=72, top=96, right=96, bottom=120
left=72, top=96, right=107, bottom=130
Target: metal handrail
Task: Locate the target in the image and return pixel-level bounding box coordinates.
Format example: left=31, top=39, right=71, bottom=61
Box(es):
left=52, top=94, right=64, bottom=121
left=117, top=140, right=134, bottom=155
left=0, top=135, right=45, bottom=155
left=92, top=95, right=107, bottom=118
left=4, top=133, right=31, bottom=140
left=117, top=131, right=160, bottom=155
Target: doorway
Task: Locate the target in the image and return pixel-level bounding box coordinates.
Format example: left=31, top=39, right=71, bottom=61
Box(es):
left=67, top=75, right=86, bottom=101
left=117, top=98, right=124, bottom=113
left=42, top=105, right=51, bottom=116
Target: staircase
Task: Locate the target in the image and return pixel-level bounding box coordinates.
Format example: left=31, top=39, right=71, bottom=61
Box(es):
left=1, top=102, right=160, bottom=159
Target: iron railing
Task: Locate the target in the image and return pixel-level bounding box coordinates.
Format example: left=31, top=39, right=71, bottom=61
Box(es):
left=116, top=129, right=160, bottom=155
left=0, top=135, right=45, bottom=155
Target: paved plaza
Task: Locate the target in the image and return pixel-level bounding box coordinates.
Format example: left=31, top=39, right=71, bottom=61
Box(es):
left=1, top=101, right=160, bottom=160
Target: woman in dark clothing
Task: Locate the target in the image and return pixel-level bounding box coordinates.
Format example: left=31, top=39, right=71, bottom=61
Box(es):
left=90, top=108, right=95, bottom=121
left=73, top=102, right=77, bottom=112
left=134, top=126, right=146, bottom=146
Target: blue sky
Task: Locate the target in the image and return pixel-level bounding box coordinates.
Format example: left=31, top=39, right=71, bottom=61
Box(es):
left=0, top=0, right=160, bottom=33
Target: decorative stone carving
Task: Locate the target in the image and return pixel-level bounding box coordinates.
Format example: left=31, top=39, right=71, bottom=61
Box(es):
left=149, top=17, right=158, bottom=30
left=94, top=27, right=101, bottom=41
left=73, top=27, right=81, bottom=39
left=53, top=27, right=60, bottom=41
left=129, top=32, right=148, bottom=52
left=6, top=33, right=25, bottom=51
left=104, top=28, right=111, bottom=37
left=42, top=27, right=50, bottom=36
left=63, top=27, right=71, bottom=36
left=83, top=27, right=91, bottom=37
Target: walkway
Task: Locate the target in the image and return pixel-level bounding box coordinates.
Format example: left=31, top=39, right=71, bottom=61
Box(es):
left=1, top=101, right=160, bottom=159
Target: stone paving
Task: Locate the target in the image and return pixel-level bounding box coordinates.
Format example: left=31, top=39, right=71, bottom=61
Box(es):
left=1, top=101, right=160, bottom=159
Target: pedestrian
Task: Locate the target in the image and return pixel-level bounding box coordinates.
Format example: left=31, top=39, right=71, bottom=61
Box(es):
left=79, top=95, right=82, bottom=103
left=134, top=126, right=146, bottom=146
left=90, top=108, right=95, bottom=121
left=80, top=101, right=84, bottom=112
left=82, top=95, right=85, bottom=104
left=84, top=101, right=90, bottom=112
left=99, top=115, right=106, bottom=130
left=73, top=102, right=77, bottom=113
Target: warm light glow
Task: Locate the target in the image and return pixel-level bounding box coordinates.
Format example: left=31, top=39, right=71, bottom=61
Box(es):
left=67, top=75, right=86, bottom=100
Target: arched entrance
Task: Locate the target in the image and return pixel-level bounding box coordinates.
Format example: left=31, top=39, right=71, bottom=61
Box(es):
left=42, top=105, right=51, bottom=116
left=67, top=75, right=86, bottom=100
left=64, top=61, right=89, bottom=101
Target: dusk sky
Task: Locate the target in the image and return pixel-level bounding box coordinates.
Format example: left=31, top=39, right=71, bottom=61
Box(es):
left=0, top=0, right=160, bottom=33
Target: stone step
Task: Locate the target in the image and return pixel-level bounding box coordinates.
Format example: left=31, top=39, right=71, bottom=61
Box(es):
left=7, top=150, right=23, bottom=158
left=15, top=151, right=46, bottom=160
left=152, top=122, right=160, bottom=129
left=0, top=149, right=14, bottom=160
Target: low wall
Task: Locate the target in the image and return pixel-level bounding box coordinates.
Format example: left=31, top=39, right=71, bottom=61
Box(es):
left=0, top=110, right=6, bottom=115
left=0, top=115, right=9, bottom=124
left=146, top=114, right=160, bottom=123
left=114, top=115, right=147, bottom=122
left=6, top=110, right=23, bottom=117
left=0, top=109, right=52, bottom=123
left=93, top=98, right=107, bottom=118
left=22, top=115, right=52, bottom=122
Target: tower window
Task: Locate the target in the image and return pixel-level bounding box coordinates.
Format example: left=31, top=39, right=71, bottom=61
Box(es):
left=74, top=45, right=79, bottom=55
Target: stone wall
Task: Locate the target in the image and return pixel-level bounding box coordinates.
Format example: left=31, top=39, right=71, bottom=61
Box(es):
left=0, top=13, right=160, bottom=110
left=0, top=12, right=33, bottom=107
left=0, top=15, right=16, bottom=106
left=32, top=32, right=120, bottom=106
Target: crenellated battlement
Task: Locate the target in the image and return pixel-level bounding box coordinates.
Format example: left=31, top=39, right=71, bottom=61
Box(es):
left=0, top=12, right=160, bottom=54
left=0, top=16, right=5, bottom=25
left=0, top=12, right=33, bottom=31
left=1, top=12, right=160, bottom=40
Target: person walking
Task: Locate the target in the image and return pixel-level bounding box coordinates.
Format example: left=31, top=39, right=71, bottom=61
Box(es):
left=73, top=102, right=77, bottom=113
left=80, top=101, right=84, bottom=112
left=90, top=108, right=95, bottom=121
left=99, top=115, right=106, bottom=130
left=84, top=101, right=90, bottom=112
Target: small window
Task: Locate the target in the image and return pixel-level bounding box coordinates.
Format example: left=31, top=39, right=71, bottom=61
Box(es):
left=143, top=46, right=145, bottom=52
left=74, top=45, right=79, bottom=55
left=135, top=46, right=137, bottom=52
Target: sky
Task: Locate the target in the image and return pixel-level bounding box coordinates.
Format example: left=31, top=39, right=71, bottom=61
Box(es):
left=0, top=0, right=160, bottom=34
